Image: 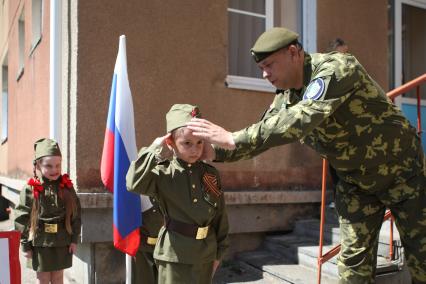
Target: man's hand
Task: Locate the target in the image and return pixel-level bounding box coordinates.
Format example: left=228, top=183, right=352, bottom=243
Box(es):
left=186, top=118, right=236, bottom=150
left=153, top=133, right=173, bottom=160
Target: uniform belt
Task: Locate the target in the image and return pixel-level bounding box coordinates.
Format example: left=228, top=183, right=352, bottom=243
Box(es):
left=39, top=221, right=65, bottom=234
left=146, top=237, right=158, bottom=245
left=165, top=217, right=209, bottom=240
left=141, top=234, right=158, bottom=245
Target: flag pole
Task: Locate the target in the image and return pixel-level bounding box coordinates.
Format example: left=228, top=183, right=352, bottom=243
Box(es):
left=119, top=35, right=133, bottom=284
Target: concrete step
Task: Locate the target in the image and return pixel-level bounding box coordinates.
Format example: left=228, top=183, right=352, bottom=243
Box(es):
left=213, top=259, right=293, bottom=284
left=215, top=212, right=409, bottom=283
left=236, top=249, right=338, bottom=284
left=293, top=218, right=403, bottom=258
left=264, top=232, right=403, bottom=278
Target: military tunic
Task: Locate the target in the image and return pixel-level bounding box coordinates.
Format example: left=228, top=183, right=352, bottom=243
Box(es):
left=215, top=52, right=426, bottom=283
left=131, top=198, right=163, bottom=284
left=126, top=143, right=229, bottom=284
left=14, top=175, right=81, bottom=272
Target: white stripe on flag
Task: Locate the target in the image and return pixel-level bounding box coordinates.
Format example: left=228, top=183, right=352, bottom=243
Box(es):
left=114, top=35, right=137, bottom=161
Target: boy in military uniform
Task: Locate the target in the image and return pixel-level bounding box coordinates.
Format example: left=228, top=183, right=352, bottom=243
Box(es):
left=188, top=28, right=426, bottom=283
left=131, top=197, right=163, bottom=284
left=14, top=138, right=81, bottom=284
left=126, top=104, right=229, bottom=284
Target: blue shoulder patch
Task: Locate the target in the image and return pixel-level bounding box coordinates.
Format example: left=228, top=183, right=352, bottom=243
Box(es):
left=302, top=78, right=325, bottom=100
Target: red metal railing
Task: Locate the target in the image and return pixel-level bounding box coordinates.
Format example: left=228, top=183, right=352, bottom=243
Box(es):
left=317, top=73, right=426, bottom=283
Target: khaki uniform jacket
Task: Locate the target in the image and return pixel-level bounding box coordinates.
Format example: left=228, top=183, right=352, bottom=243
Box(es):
left=14, top=176, right=82, bottom=252
left=126, top=143, right=229, bottom=264
left=216, top=52, right=423, bottom=200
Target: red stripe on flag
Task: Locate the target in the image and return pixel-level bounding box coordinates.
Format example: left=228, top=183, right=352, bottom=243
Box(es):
left=101, top=129, right=115, bottom=192
left=113, top=224, right=140, bottom=257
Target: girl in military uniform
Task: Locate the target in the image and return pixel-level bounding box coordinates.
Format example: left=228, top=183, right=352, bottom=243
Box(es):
left=126, top=104, right=229, bottom=284
left=15, top=138, right=81, bottom=284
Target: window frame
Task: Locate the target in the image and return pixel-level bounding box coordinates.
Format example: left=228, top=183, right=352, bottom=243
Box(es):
left=226, top=0, right=274, bottom=92
left=226, top=0, right=317, bottom=93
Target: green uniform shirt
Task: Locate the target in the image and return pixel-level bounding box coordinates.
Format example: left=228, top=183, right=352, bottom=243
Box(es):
left=126, top=143, right=229, bottom=264
left=216, top=52, right=423, bottom=196
left=14, top=176, right=82, bottom=252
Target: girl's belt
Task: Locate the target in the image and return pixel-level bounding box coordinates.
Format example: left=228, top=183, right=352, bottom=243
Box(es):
left=39, top=221, right=64, bottom=233
left=165, top=217, right=209, bottom=240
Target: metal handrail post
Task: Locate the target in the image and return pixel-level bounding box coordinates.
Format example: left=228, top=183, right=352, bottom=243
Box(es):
left=317, top=159, right=328, bottom=284
left=389, top=216, right=394, bottom=260
left=417, top=86, right=422, bottom=142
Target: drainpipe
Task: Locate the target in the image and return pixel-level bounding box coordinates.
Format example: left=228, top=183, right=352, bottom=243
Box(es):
left=50, top=0, right=62, bottom=144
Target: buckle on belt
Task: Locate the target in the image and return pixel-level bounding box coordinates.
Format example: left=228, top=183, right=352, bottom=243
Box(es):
left=44, top=223, right=58, bottom=233
left=146, top=237, right=158, bottom=245
left=196, top=226, right=209, bottom=240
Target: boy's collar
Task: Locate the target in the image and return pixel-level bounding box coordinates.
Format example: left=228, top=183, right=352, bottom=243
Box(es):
left=173, top=157, right=201, bottom=169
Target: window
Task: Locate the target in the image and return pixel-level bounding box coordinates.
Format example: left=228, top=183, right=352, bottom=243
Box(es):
left=226, top=0, right=304, bottom=92
left=31, top=0, right=43, bottom=53
left=1, top=55, right=8, bottom=143
left=17, top=9, right=25, bottom=80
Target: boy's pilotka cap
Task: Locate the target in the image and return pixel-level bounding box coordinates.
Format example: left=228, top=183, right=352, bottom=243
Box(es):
left=166, top=104, right=201, bottom=133
left=34, top=138, right=62, bottom=161
left=251, top=27, right=299, bottom=63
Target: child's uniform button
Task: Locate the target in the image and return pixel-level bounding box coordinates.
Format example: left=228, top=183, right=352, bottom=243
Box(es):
left=193, top=198, right=198, bottom=203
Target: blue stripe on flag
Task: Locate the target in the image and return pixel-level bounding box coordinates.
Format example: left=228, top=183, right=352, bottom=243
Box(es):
left=113, top=130, right=141, bottom=237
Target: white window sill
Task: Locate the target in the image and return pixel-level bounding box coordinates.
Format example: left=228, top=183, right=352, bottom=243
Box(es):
left=225, top=75, right=275, bottom=93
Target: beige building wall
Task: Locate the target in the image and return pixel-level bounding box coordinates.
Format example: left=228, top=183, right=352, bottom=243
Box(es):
left=0, top=0, right=51, bottom=178
left=75, top=0, right=323, bottom=192
left=317, top=0, right=389, bottom=90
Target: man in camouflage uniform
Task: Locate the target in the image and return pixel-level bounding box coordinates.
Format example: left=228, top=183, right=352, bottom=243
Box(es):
left=187, top=27, right=426, bottom=283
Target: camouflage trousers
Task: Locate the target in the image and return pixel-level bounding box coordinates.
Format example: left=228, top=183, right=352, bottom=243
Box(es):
left=335, top=170, right=426, bottom=284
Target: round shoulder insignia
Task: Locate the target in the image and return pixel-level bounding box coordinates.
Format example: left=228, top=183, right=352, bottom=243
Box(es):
left=303, top=78, right=325, bottom=101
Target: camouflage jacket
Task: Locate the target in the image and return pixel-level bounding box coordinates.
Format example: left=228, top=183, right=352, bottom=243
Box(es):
left=126, top=143, right=229, bottom=264
left=216, top=52, right=424, bottom=193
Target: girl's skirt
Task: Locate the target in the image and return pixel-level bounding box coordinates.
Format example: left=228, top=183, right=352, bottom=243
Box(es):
left=30, top=246, right=72, bottom=272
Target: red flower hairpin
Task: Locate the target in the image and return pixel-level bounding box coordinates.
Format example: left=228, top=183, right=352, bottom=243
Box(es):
left=59, top=174, right=73, bottom=189
left=28, top=178, right=44, bottom=199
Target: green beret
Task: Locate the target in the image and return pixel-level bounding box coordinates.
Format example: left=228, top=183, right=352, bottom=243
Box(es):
left=166, top=104, right=201, bottom=133
left=34, top=138, right=62, bottom=161
left=251, top=27, right=299, bottom=63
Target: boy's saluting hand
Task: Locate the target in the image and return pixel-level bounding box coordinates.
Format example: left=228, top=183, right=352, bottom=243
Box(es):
left=153, top=133, right=173, bottom=160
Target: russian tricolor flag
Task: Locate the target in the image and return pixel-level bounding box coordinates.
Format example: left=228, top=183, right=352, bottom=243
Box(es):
left=101, top=35, right=141, bottom=256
